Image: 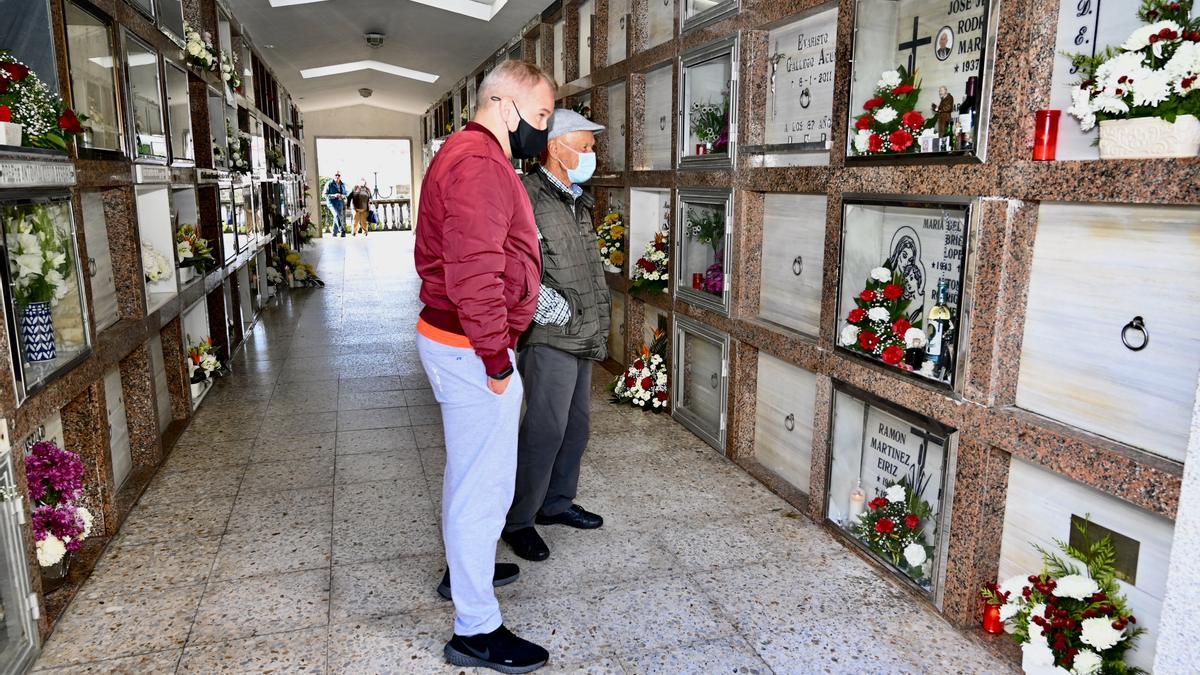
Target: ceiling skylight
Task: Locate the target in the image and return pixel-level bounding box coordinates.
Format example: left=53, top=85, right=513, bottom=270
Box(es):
left=269, top=0, right=508, bottom=21
left=300, top=61, right=439, bottom=83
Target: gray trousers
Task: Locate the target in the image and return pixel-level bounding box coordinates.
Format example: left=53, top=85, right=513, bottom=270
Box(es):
left=505, top=344, right=592, bottom=531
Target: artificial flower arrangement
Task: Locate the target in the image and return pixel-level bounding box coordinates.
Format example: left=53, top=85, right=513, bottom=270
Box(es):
left=220, top=49, right=242, bottom=91
left=277, top=242, right=325, bottom=288
left=175, top=223, right=216, bottom=272
left=596, top=210, right=625, bottom=272
left=227, top=119, right=249, bottom=174
left=182, top=22, right=217, bottom=72
left=141, top=241, right=173, bottom=283
left=851, top=67, right=927, bottom=155
left=839, top=264, right=931, bottom=375
left=685, top=206, right=726, bottom=294
left=690, top=98, right=729, bottom=154
left=631, top=232, right=669, bottom=294
left=981, top=519, right=1144, bottom=675
left=6, top=202, right=73, bottom=308
left=0, top=52, right=86, bottom=151
left=611, top=328, right=669, bottom=411
left=26, top=440, right=94, bottom=570
left=851, top=476, right=935, bottom=585
left=266, top=147, right=285, bottom=171
left=1066, top=0, right=1200, bottom=133
left=187, top=335, right=222, bottom=385
left=266, top=266, right=283, bottom=287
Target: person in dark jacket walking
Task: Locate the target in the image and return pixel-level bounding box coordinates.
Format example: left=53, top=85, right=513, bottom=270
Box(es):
left=413, top=59, right=556, bottom=674
left=325, top=172, right=348, bottom=237
left=349, top=179, right=371, bottom=236
left=501, top=109, right=609, bottom=563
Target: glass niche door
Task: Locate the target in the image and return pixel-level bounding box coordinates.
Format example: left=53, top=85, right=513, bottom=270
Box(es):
left=0, top=195, right=93, bottom=401
left=0, top=441, right=39, bottom=673
left=679, top=37, right=737, bottom=169
left=64, top=2, right=123, bottom=154
left=672, top=315, right=730, bottom=451
left=164, top=63, right=193, bottom=164
left=675, top=189, right=731, bottom=314
left=846, top=0, right=997, bottom=161
left=122, top=33, right=167, bottom=161
left=682, top=0, right=739, bottom=33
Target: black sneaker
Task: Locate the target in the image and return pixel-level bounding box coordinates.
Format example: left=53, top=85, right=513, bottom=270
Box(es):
left=444, top=625, right=548, bottom=673
left=501, top=527, right=549, bottom=561
left=437, top=563, right=521, bottom=600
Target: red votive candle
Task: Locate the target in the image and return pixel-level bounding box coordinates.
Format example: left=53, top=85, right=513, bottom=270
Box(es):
left=982, top=604, right=1004, bottom=634
left=692, top=273, right=703, bottom=289
left=1032, top=109, right=1061, bottom=161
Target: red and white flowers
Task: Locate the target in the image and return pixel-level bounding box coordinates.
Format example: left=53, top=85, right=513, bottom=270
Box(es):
left=840, top=265, right=922, bottom=370
left=850, top=478, right=934, bottom=584
left=1067, top=0, right=1200, bottom=131
left=851, top=66, right=927, bottom=155
left=631, top=232, right=669, bottom=294
left=611, top=329, right=669, bottom=411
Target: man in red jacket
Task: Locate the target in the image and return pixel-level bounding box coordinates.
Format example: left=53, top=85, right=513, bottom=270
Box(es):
left=414, top=59, right=555, bottom=674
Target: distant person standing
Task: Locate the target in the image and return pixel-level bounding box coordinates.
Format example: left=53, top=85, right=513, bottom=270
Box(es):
left=350, top=179, right=372, bottom=236
left=325, top=171, right=348, bottom=237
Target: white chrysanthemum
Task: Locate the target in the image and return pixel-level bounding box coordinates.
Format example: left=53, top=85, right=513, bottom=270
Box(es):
left=77, top=506, right=94, bottom=539
left=999, top=602, right=1021, bottom=622
left=874, top=106, right=898, bottom=125
left=903, top=327, right=927, bottom=349
left=870, top=267, right=892, bottom=283
left=877, top=70, right=902, bottom=89
left=1053, top=574, right=1100, bottom=600
left=1068, top=88, right=1098, bottom=131
left=903, top=543, right=926, bottom=567
left=656, top=372, right=667, bottom=385
left=1092, top=93, right=1130, bottom=115
left=1121, top=21, right=1181, bottom=52
left=1095, top=51, right=1147, bottom=92
left=885, top=484, right=906, bottom=503
left=1021, top=642, right=1056, bottom=669
left=918, top=360, right=936, bottom=376
left=1165, top=40, right=1199, bottom=79
left=1132, top=69, right=1173, bottom=107
left=839, top=325, right=860, bottom=347
left=1080, top=617, right=1126, bottom=651
left=1072, top=649, right=1103, bottom=675
left=998, top=574, right=1027, bottom=600
left=853, top=129, right=872, bottom=153
left=36, top=535, right=66, bottom=567
left=867, top=307, right=890, bottom=323
left=187, top=41, right=202, bottom=56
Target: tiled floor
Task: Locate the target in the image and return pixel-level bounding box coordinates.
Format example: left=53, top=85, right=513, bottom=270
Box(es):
left=32, top=233, right=1004, bottom=674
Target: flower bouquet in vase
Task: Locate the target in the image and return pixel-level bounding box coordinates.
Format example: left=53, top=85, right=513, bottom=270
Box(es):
left=175, top=223, right=216, bottom=280
left=25, top=440, right=94, bottom=588
left=690, top=99, right=729, bottom=155
left=631, top=232, right=669, bottom=295
left=851, top=67, right=928, bottom=156
left=187, top=335, right=222, bottom=398
left=851, top=476, right=935, bottom=587
left=182, top=22, right=217, bottom=72
left=980, top=518, right=1145, bottom=674
left=596, top=210, right=625, bottom=273
left=611, top=329, right=669, bottom=411
left=1067, top=0, right=1200, bottom=158
left=839, top=265, right=926, bottom=373
left=686, top=206, right=725, bottom=296
left=142, top=241, right=173, bottom=285
left=0, top=52, right=87, bottom=151
left=6, top=202, right=74, bottom=363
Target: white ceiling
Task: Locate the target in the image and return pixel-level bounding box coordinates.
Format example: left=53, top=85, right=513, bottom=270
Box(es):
left=227, top=0, right=547, bottom=115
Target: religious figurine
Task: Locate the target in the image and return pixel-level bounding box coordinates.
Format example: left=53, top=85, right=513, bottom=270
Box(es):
left=931, top=86, right=955, bottom=136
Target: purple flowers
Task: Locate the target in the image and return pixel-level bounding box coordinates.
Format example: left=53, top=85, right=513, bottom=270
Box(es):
left=26, top=440, right=84, bottom=505
left=702, top=261, right=724, bottom=294
left=32, top=504, right=86, bottom=552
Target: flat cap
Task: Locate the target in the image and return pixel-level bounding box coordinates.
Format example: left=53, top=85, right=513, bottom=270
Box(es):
left=548, top=108, right=605, bottom=140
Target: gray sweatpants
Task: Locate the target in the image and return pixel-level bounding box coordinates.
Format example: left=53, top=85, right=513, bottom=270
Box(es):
left=418, top=334, right=523, bottom=636
left=505, top=344, right=592, bottom=531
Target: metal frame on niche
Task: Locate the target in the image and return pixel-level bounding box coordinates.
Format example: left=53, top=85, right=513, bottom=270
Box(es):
left=675, top=187, right=733, bottom=315
left=678, top=35, right=739, bottom=171
left=681, top=0, right=740, bottom=34
left=672, top=314, right=731, bottom=452
left=824, top=380, right=959, bottom=607
left=844, top=0, right=1000, bottom=164
left=834, top=194, right=976, bottom=392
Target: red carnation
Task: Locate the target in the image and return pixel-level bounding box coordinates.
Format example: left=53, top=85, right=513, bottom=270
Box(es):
left=892, top=318, right=911, bottom=337
left=875, top=518, right=895, bottom=534
left=656, top=391, right=668, bottom=401
left=881, top=345, right=904, bottom=365
left=0, top=105, right=9, bottom=123
left=624, top=376, right=636, bottom=387
left=0, top=62, right=29, bottom=82
left=868, top=497, right=888, bottom=510
left=904, top=513, right=920, bottom=529
left=888, top=129, right=914, bottom=152
left=863, top=97, right=884, bottom=110
left=868, top=133, right=884, bottom=152
left=855, top=116, right=872, bottom=130
left=634, top=359, right=645, bottom=370
left=883, top=284, right=904, bottom=300
left=57, top=108, right=84, bottom=134
left=858, top=331, right=880, bottom=351
left=891, top=84, right=914, bottom=96
left=640, top=377, right=653, bottom=390
left=901, top=111, right=925, bottom=129
left=859, top=289, right=876, bottom=302
left=848, top=308, right=866, bottom=324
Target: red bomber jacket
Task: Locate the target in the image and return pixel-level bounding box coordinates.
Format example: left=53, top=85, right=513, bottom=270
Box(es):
left=415, top=122, right=542, bottom=376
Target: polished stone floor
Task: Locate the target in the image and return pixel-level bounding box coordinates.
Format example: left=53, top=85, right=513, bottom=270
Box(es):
left=32, top=233, right=1002, bottom=673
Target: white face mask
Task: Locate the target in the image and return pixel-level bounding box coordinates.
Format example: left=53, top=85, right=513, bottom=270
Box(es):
left=556, top=143, right=596, bottom=184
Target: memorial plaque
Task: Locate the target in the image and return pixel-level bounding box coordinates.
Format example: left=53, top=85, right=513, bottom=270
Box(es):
left=642, top=65, right=674, bottom=170
left=609, top=0, right=630, bottom=65
left=764, top=7, right=838, bottom=151
left=759, top=194, right=827, bottom=336
left=579, top=0, right=594, bottom=79
left=754, top=353, right=817, bottom=495
left=607, top=81, right=627, bottom=171
left=647, top=0, right=676, bottom=50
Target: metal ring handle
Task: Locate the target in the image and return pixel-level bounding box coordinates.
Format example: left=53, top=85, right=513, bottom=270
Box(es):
left=619, top=122, right=626, bottom=136
left=88, top=256, right=97, bottom=278
left=663, top=0, right=669, bottom=6
left=659, top=115, right=666, bottom=131
left=792, top=255, right=803, bottom=277
left=784, top=413, right=794, bottom=431
left=619, top=17, right=625, bottom=29
left=710, top=372, right=719, bottom=389
left=1121, top=316, right=1149, bottom=351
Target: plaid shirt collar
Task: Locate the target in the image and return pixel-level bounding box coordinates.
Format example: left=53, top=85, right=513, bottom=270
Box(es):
left=539, top=165, right=582, bottom=201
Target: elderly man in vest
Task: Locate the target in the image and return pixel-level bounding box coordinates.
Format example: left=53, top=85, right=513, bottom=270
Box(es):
left=501, top=109, right=610, bottom=562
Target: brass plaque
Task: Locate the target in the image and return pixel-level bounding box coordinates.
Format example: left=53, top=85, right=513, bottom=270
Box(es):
left=1070, top=515, right=1139, bottom=585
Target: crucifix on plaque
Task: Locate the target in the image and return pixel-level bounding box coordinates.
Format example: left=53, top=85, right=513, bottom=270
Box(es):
left=768, top=50, right=785, bottom=119
left=898, top=17, right=932, bottom=73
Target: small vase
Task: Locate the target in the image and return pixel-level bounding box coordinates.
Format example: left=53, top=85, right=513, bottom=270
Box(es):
left=1098, top=114, right=1200, bottom=159
left=0, top=121, right=23, bottom=146
left=20, top=301, right=56, bottom=362
left=179, top=266, right=194, bottom=284
left=41, top=555, right=70, bottom=593
left=190, top=380, right=206, bottom=398
left=603, top=264, right=621, bottom=274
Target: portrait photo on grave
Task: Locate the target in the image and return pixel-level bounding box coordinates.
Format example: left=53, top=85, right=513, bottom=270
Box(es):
left=847, top=0, right=996, bottom=159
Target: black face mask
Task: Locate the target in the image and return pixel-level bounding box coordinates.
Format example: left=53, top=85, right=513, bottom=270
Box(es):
left=493, top=96, right=548, bottom=160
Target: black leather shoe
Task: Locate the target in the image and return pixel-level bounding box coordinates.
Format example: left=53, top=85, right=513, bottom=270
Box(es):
left=501, top=527, right=549, bottom=561
left=444, top=624, right=548, bottom=673
left=438, top=563, right=521, bottom=601
left=535, top=505, right=603, bottom=530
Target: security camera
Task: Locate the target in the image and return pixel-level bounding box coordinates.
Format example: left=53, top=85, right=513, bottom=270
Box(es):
left=364, top=32, right=385, bottom=48
left=358, top=88, right=373, bottom=98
